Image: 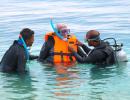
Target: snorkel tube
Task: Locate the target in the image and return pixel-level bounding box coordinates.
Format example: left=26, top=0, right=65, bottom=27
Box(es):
left=19, top=34, right=29, bottom=61
left=50, top=18, right=63, bottom=39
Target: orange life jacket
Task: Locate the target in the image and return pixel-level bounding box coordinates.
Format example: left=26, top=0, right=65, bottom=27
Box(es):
left=45, top=32, right=77, bottom=63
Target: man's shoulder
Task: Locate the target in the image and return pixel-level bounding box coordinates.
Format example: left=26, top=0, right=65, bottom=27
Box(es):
left=10, top=40, right=24, bottom=53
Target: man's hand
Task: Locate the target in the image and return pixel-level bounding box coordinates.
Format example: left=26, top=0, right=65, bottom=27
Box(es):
left=76, top=40, right=83, bottom=46
left=68, top=45, right=75, bottom=52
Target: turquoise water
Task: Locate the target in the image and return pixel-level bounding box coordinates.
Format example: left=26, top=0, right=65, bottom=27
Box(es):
left=0, top=0, right=130, bottom=100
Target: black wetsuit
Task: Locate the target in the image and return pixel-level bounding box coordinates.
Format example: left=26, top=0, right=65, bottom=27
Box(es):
left=73, top=41, right=115, bottom=65
left=0, top=40, right=38, bottom=73
left=38, top=36, right=84, bottom=63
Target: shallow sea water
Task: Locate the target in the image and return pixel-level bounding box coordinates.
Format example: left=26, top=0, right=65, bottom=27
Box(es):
left=0, top=0, right=130, bottom=100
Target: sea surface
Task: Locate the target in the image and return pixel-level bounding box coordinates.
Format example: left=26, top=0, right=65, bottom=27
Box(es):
left=0, top=0, right=130, bottom=100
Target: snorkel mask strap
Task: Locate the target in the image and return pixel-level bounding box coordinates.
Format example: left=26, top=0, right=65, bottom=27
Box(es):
left=85, top=36, right=101, bottom=42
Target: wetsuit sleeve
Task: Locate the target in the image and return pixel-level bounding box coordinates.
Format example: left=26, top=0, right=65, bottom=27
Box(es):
left=29, top=55, right=39, bottom=60
left=39, top=36, right=54, bottom=61
left=81, top=44, right=91, bottom=54
left=17, top=50, right=26, bottom=73
left=77, top=46, right=86, bottom=57
left=73, top=50, right=106, bottom=63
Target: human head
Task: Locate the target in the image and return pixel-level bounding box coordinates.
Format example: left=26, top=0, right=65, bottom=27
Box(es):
left=86, top=30, right=101, bottom=47
left=20, top=28, right=34, bottom=47
left=56, top=23, right=70, bottom=38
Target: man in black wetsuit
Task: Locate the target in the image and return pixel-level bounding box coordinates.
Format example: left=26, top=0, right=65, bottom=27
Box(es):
left=69, top=30, right=115, bottom=65
left=0, top=28, right=38, bottom=73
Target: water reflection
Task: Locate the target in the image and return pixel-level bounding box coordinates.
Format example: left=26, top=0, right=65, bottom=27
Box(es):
left=0, top=73, right=36, bottom=100
left=0, top=0, right=130, bottom=99
left=43, top=63, right=81, bottom=99
left=86, top=65, right=113, bottom=100
left=87, top=62, right=128, bottom=100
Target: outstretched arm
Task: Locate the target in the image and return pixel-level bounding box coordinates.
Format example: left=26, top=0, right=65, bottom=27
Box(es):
left=69, top=46, right=106, bottom=63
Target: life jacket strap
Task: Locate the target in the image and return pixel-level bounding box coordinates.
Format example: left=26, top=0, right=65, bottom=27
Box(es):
left=50, top=52, right=74, bottom=56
